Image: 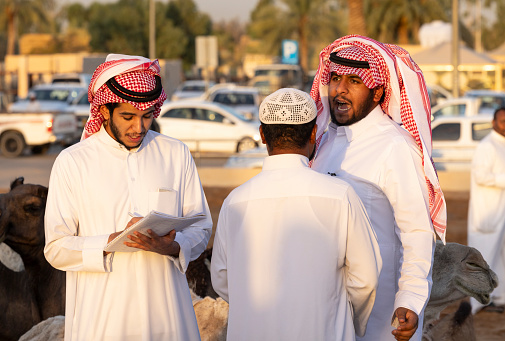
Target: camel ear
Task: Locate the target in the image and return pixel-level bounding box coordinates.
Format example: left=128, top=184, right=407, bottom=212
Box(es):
left=10, top=177, right=24, bottom=190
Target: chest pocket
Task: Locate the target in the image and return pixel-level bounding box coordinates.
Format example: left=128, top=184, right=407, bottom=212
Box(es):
left=148, top=188, right=179, bottom=216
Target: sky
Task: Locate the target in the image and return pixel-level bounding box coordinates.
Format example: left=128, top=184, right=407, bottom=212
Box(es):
left=58, top=0, right=258, bottom=23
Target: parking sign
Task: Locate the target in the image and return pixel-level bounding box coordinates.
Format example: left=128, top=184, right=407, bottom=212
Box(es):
left=282, top=40, right=299, bottom=65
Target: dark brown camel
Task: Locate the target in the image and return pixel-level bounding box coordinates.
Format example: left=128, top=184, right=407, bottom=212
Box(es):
left=0, top=177, right=65, bottom=340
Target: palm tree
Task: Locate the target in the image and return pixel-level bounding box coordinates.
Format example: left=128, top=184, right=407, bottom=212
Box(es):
left=248, top=0, right=345, bottom=74
left=348, top=0, right=366, bottom=35
left=0, top=0, right=55, bottom=55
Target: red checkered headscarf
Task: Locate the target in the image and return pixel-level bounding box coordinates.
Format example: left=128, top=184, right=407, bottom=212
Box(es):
left=310, top=35, right=447, bottom=242
left=81, top=54, right=167, bottom=140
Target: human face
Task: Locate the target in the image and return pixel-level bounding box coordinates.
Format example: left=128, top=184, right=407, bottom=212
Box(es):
left=328, top=72, right=383, bottom=126
left=101, top=103, right=155, bottom=149
left=493, top=109, right=505, bottom=137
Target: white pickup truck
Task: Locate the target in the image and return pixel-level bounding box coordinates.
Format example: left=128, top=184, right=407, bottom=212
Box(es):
left=0, top=110, right=77, bottom=157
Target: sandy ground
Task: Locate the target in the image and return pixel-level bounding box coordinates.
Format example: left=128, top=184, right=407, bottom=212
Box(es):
left=203, top=188, right=505, bottom=340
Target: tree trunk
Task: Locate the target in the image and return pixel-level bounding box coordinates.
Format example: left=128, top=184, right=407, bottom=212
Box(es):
left=397, top=15, right=409, bottom=45
left=6, top=6, right=16, bottom=55
left=298, top=14, right=309, bottom=75
left=348, top=0, right=366, bottom=35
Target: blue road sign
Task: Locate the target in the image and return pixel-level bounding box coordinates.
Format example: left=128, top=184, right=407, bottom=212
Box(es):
left=282, top=40, right=299, bottom=65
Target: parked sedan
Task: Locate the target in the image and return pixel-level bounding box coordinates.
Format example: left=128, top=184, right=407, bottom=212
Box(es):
left=156, top=101, right=260, bottom=153
left=202, top=84, right=260, bottom=121
left=431, top=114, right=493, bottom=171
left=9, top=84, right=86, bottom=113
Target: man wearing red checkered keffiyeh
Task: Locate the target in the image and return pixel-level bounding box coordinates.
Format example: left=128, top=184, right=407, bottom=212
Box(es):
left=44, top=54, right=212, bottom=340
left=310, top=35, right=446, bottom=341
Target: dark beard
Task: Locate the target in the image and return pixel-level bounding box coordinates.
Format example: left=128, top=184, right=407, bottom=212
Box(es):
left=330, top=89, right=377, bottom=126
left=108, top=116, right=143, bottom=150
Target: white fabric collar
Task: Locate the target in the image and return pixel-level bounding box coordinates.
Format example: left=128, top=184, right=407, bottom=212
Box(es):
left=491, top=129, right=505, bottom=143
left=328, top=105, right=384, bottom=142
left=262, top=154, right=309, bottom=171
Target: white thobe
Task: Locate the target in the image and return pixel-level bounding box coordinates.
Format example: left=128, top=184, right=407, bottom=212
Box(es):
left=44, top=126, right=212, bottom=341
left=468, top=130, right=505, bottom=312
left=211, top=154, right=382, bottom=341
left=312, top=107, right=435, bottom=341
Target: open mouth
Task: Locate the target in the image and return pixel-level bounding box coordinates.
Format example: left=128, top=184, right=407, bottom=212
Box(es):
left=337, top=101, right=351, bottom=111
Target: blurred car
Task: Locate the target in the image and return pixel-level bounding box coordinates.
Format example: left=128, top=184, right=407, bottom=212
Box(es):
left=427, top=84, right=453, bottom=107
left=171, top=80, right=215, bottom=101
left=431, top=114, right=493, bottom=171
left=9, top=84, right=86, bottom=113
left=201, top=84, right=260, bottom=120
left=224, top=145, right=267, bottom=168
left=51, top=73, right=92, bottom=87
left=156, top=101, right=260, bottom=153
left=464, top=89, right=505, bottom=114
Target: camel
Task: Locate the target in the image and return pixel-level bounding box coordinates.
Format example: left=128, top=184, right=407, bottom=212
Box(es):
left=422, top=301, right=476, bottom=341
left=0, top=177, right=65, bottom=340
left=424, top=241, right=498, bottom=328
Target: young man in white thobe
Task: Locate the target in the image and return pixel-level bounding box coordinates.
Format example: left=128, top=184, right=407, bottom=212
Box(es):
left=309, top=36, right=447, bottom=341
left=44, top=54, right=212, bottom=340
left=468, top=107, right=505, bottom=313
left=211, top=88, right=382, bottom=341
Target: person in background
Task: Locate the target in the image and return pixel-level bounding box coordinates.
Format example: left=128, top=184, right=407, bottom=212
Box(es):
left=310, top=35, right=447, bottom=341
left=211, top=88, right=382, bottom=341
left=467, top=107, right=505, bottom=314
left=44, top=54, right=212, bottom=340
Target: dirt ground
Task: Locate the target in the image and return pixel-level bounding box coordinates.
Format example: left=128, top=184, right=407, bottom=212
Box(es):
left=204, top=188, right=505, bottom=340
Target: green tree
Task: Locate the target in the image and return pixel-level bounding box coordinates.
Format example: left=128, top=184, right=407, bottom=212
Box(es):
left=248, top=0, right=345, bottom=74
left=0, top=0, right=55, bottom=55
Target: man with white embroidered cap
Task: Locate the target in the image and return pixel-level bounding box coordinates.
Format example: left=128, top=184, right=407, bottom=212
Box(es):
left=310, top=35, right=447, bottom=340
left=44, top=54, right=212, bottom=340
left=211, top=88, right=382, bottom=340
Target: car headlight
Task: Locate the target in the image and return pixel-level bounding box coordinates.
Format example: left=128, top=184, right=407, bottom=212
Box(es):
left=253, top=134, right=261, bottom=141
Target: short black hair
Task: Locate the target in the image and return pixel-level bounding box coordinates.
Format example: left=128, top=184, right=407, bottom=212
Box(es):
left=104, top=103, right=120, bottom=115
left=493, top=107, right=505, bottom=120
left=261, top=118, right=316, bottom=150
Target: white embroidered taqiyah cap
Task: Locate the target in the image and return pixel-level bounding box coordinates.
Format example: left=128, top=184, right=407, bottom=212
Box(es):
left=259, top=88, right=316, bottom=124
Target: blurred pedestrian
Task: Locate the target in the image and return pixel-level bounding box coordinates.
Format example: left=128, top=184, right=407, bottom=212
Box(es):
left=211, top=88, right=382, bottom=340
left=310, top=35, right=447, bottom=341
left=468, top=107, right=505, bottom=313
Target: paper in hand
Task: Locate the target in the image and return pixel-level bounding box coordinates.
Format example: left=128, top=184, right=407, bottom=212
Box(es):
left=104, top=211, right=206, bottom=253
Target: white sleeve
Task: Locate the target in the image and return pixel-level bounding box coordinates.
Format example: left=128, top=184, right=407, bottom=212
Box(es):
left=44, top=153, right=111, bottom=273
left=382, top=141, right=435, bottom=317
left=210, top=202, right=229, bottom=302
left=165, top=147, right=213, bottom=273
left=344, top=187, right=382, bottom=337
left=472, top=141, right=505, bottom=189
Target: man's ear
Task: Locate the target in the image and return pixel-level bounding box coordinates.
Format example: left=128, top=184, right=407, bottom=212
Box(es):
left=373, top=86, right=384, bottom=102
left=309, top=123, right=318, bottom=144
left=100, top=105, right=111, bottom=120
left=259, top=125, right=267, bottom=145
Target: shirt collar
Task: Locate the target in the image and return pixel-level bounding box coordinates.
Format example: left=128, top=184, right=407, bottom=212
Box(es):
left=328, top=105, right=384, bottom=142
left=96, top=124, right=144, bottom=153
left=491, top=129, right=505, bottom=143
left=262, top=153, right=309, bottom=171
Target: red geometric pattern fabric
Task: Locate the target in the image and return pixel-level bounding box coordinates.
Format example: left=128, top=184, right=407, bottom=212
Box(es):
left=310, top=35, right=447, bottom=241
left=82, top=55, right=167, bottom=140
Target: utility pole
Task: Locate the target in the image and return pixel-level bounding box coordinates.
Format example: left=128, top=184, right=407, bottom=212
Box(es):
left=149, top=0, right=155, bottom=60
left=452, top=0, right=460, bottom=97
left=475, top=0, right=483, bottom=53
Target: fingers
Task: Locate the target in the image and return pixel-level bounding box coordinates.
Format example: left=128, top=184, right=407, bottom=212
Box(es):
left=124, top=229, right=176, bottom=253
left=392, top=308, right=418, bottom=341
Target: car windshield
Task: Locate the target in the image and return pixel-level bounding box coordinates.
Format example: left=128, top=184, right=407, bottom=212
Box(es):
left=32, top=88, right=82, bottom=102
left=213, top=93, right=255, bottom=105
left=214, top=103, right=250, bottom=121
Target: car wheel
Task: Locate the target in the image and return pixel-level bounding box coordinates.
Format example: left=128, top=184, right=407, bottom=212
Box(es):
left=0, top=131, right=26, bottom=157
left=236, top=137, right=257, bottom=153
left=31, top=143, right=50, bottom=155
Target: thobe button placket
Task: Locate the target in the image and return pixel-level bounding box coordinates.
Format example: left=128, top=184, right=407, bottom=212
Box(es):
left=127, top=152, right=141, bottom=212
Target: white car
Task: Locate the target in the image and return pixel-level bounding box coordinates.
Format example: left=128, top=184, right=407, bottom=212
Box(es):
left=202, top=84, right=260, bottom=121
left=171, top=80, right=215, bottom=101
left=156, top=101, right=260, bottom=153
left=464, top=89, right=505, bottom=114
left=9, top=84, right=86, bottom=113
left=431, top=114, right=493, bottom=171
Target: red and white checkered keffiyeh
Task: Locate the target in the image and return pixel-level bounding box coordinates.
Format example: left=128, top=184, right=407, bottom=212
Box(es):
left=310, top=35, right=447, bottom=242
left=81, top=54, right=167, bottom=140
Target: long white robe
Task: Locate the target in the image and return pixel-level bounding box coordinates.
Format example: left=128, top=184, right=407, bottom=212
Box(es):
left=468, top=129, right=505, bottom=312
left=211, top=154, right=382, bottom=341
left=312, top=107, right=435, bottom=341
left=44, top=126, right=212, bottom=341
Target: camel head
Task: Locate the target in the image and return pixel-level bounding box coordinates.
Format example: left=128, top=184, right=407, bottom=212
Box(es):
left=0, top=177, right=48, bottom=256
left=425, top=241, right=498, bottom=324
